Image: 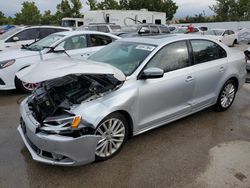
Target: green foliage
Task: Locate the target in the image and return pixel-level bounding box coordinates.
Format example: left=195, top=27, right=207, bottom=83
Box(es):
left=96, top=0, right=120, bottom=10
left=210, top=0, right=250, bottom=21
left=41, top=10, right=57, bottom=25
left=86, top=0, right=98, bottom=10
left=119, top=0, right=178, bottom=20
left=0, top=11, right=7, bottom=25
left=179, top=12, right=214, bottom=23
left=14, top=1, right=41, bottom=25
left=86, top=0, right=178, bottom=21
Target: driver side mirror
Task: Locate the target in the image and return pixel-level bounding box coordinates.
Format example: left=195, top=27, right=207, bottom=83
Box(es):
left=12, top=37, right=19, bottom=42
left=244, top=48, right=250, bottom=60
left=140, top=67, right=164, bottom=79
left=53, top=46, right=65, bottom=53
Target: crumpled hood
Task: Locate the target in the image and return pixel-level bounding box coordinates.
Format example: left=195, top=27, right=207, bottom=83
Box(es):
left=16, top=57, right=126, bottom=83
left=0, top=48, right=39, bottom=61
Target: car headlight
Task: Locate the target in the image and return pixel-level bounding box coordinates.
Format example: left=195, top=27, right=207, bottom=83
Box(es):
left=0, top=59, right=15, bottom=69
left=39, top=115, right=82, bottom=133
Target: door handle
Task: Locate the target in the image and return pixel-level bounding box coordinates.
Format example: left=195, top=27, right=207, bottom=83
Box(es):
left=186, top=76, right=194, bottom=82
left=219, top=67, right=225, bottom=72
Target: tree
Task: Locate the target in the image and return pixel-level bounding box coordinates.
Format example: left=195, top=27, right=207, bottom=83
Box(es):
left=210, top=0, right=250, bottom=21
left=96, top=0, right=120, bottom=10
left=41, top=10, right=56, bottom=25
left=119, top=0, right=178, bottom=21
left=0, top=11, right=6, bottom=25
left=14, top=1, right=41, bottom=25
left=86, top=0, right=98, bottom=10
left=70, top=0, right=83, bottom=17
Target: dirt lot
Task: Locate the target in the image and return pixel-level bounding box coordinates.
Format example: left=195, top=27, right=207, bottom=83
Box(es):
left=0, top=45, right=250, bottom=188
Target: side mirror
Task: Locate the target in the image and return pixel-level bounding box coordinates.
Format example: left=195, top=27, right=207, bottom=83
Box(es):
left=13, top=37, right=19, bottom=42
left=53, top=46, right=65, bottom=53
left=140, top=67, right=164, bottom=79
left=244, top=48, right=250, bottom=60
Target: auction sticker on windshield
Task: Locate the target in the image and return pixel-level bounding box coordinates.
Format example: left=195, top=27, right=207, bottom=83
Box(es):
left=136, top=45, right=155, bottom=51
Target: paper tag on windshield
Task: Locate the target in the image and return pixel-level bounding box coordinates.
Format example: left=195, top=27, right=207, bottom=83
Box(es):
left=136, top=45, right=155, bottom=51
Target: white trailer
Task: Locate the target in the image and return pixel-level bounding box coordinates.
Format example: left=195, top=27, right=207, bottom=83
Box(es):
left=84, top=9, right=166, bottom=26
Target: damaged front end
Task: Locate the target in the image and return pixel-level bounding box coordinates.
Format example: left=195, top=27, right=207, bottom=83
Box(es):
left=18, top=73, right=123, bottom=166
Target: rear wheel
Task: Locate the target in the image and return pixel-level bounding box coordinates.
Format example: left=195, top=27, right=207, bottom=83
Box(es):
left=15, top=76, right=38, bottom=93
left=94, top=113, right=128, bottom=161
left=214, top=80, right=237, bottom=111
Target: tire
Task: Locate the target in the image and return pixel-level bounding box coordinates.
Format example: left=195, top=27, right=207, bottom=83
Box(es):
left=214, top=80, right=237, bottom=112
left=94, top=113, right=128, bottom=162
left=15, top=76, right=38, bottom=93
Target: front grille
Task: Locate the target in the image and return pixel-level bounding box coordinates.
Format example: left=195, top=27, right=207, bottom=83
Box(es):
left=0, top=78, right=5, bottom=85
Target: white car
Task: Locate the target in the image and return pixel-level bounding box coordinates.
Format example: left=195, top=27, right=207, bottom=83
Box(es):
left=0, top=31, right=120, bottom=91
left=204, top=29, right=237, bottom=46
left=245, top=47, right=250, bottom=71
left=0, top=26, right=71, bottom=52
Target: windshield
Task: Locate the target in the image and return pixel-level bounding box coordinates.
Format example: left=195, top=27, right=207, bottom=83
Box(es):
left=88, top=41, right=156, bottom=76
left=27, top=34, right=65, bottom=51
left=62, top=20, right=76, bottom=27
left=0, top=27, right=22, bottom=40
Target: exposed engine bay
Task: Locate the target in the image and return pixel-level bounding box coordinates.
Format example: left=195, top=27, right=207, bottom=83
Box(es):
left=27, top=74, right=122, bottom=134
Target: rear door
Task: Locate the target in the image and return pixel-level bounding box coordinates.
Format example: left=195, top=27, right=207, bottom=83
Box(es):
left=189, top=39, right=227, bottom=111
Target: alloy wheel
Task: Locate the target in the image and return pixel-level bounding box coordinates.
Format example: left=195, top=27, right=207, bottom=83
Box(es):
left=94, top=118, right=126, bottom=158
left=220, top=83, right=235, bottom=108
left=22, top=82, right=38, bottom=91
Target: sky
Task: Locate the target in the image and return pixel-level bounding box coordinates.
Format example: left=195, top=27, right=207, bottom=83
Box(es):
left=0, top=0, right=216, bottom=18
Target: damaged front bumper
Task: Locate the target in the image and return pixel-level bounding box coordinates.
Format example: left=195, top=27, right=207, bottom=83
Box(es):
left=17, top=98, right=102, bottom=166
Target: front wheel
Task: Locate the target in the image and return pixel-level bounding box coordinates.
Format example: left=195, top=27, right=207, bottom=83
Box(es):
left=15, top=76, right=38, bottom=93
left=94, top=113, right=128, bottom=161
left=214, top=80, right=237, bottom=111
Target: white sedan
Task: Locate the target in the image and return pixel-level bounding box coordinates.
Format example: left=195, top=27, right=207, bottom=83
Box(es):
left=0, top=31, right=120, bottom=91
left=204, top=29, right=238, bottom=47
left=0, top=26, right=71, bottom=52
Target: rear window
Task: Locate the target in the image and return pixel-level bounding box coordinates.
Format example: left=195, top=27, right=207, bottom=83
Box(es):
left=191, top=40, right=227, bottom=64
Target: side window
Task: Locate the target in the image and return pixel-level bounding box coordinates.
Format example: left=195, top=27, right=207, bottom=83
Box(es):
left=224, top=30, right=230, bottom=35
left=58, top=35, right=87, bottom=50
left=146, top=41, right=190, bottom=72
left=78, top=22, right=84, bottom=27
left=150, top=26, right=160, bottom=33
left=89, top=34, right=113, bottom=47
left=38, top=28, right=56, bottom=39
left=229, top=30, right=235, bottom=35
left=139, top=26, right=150, bottom=34
left=159, top=26, right=170, bottom=33
left=191, top=40, right=227, bottom=64
left=7, top=28, right=38, bottom=42
left=98, top=26, right=109, bottom=33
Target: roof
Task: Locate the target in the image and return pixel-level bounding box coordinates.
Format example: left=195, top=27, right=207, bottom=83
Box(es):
left=119, top=34, right=216, bottom=46
left=55, top=30, right=121, bottom=39
left=25, top=25, right=71, bottom=30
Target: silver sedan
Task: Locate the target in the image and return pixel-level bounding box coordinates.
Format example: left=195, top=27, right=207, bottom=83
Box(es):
left=17, top=35, right=247, bottom=166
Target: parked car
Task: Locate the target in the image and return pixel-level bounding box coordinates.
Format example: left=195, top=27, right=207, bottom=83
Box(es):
left=114, top=24, right=170, bottom=37
left=237, top=28, right=250, bottom=44
left=77, top=24, right=121, bottom=33
left=17, top=34, right=246, bottom=166
left=0, top=25, right=16, bottom=35
left=0, top=26, right=71, bottom=52
left=204, top=29, right=238, bottom=46
left=0, top=31, right=120, bottom=92
left=244, top=47, right=250, bottom=71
